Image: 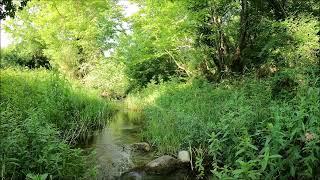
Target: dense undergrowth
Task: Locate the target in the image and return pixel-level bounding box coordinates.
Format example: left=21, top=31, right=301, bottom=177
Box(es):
left=0, top=68, right=113, bottom=179
left=126, top=67, right=320, bottom=179
left=1, top=0, right=319, bottom=179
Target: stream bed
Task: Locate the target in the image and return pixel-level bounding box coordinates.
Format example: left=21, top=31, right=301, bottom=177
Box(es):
left=84, top=110, right=193, bottom=180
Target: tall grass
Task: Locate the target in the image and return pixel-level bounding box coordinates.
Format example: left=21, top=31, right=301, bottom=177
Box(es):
left=130, top=67, right=320, bottom=179
left=0, top=68, right=113, bottom=179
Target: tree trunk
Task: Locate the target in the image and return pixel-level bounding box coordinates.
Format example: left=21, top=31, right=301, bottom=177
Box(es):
left=231, top=0, right=249, bottom=73
left=212, top=13, right=228, bottom=76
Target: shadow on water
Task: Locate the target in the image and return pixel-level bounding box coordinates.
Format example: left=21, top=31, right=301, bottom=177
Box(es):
left=84, top=110, right=193, bottom=180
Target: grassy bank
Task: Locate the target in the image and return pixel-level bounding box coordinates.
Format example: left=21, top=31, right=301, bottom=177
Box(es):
left=0, top=68, right=114, bottom=179
left=127, top=67, right=320, bottom=179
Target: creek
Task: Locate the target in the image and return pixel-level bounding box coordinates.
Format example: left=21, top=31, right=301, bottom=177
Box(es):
left=84, top=110, right=193, bottom=180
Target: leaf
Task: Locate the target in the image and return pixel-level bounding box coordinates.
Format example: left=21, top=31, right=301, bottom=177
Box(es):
left=261, top=159, right=268, bottom=171
left=236, top=149, right=245, bottom=157
left=269, top=154, right=282, bottom=159
left=233, top=169, right=245, bottom=175
left=261, top=147, right=270, bottom=171
left=248, top=144, right=258, bottom=150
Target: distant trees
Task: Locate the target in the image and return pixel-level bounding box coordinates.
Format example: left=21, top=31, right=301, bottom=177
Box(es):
left=116, top=0, right=319, bottom=85
left=3, top=0, right=120, bottom=77
left=190, top=0, right=319, bottom=78
left=2, top=0, right=319, bottom=89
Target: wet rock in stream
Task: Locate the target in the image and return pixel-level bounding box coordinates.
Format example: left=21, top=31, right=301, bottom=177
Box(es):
left=85, top=111, right=193, bottom=179
left=120, top=155, right=193, bottom=180
left=95, top=143, right=134, bottom=179
left=131, top=142, right=151, bottom=152
left=145, top=155, right=179, bottom=174
left=120, top=170, right=146, bottom=180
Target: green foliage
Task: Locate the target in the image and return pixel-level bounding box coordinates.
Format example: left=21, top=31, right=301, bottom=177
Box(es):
left=119, top=0, right=319, bottom=80
left=82, top=59, right=129, bottom=97
left=194, top=147, right=206, bottom=179
left=271, top=71, right=298, bottom=99
left=0, top=68, right=113, bottom=179
left=248, top=15, right=319, bottom=67
left=0, top=0, right=30, bottom=20
left=2, top=0, right=320, bottom=179
left=134, top=67, right=319, bottom=178
left=26, top=173, right=48, bottom=180
left=4, top=0, right=120, bottom=78
left=116, top=0, right=198, bottom=87
left=126, top=55, right=178, bottom=89
left=0, top=45, right=50, bottom=69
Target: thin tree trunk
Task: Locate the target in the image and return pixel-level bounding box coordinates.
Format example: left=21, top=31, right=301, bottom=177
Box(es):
left=212, top=13, right=227, bottom=76
left=232, top=0, right=249, bottom=73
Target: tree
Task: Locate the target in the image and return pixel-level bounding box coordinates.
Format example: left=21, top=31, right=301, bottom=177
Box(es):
left=116, top=0, right=195, bottom=87
left=117, top=0, right=319, bottom=83
left=0, top=0, right=29, bottom=20
left=189, top=0, right=319, bottom=79
left=4, top=0, right=121, bottom=77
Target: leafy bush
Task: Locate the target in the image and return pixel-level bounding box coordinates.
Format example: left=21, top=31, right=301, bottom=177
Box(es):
left=126, top=56, right=178, bottom=89
left=82, top=59, right=129, bottom=97
left=0, top=68, right=113, bottom=179
left=0, top=46, right=50, bottom=69
left=136, top=68, right=319, bottom=178
left=3, top=0, right=119, bottom=78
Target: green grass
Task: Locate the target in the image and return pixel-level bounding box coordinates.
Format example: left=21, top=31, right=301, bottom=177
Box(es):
left=0, top=68, right=114, bottom=179
left=129, top=68, right=320, bottom=179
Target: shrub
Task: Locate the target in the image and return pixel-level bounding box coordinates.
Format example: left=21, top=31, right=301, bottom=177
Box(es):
left=0, top=47, right=50, bottom=69
left=125, top=56, right=178, bottom=89
left=137, top=68, right=319, bottom=178
left=0, top=68, right=113, bottom=179
left=82, top=59, right=129, bottom=97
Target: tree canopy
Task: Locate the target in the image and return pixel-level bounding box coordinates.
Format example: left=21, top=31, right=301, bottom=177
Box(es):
left=0, top=0, right=30, bottom=20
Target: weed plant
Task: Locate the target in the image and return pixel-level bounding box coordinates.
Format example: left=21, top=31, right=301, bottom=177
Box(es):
left=132, top=67, right=320, bottom=179
left=0, top=68, right=113, bottom=179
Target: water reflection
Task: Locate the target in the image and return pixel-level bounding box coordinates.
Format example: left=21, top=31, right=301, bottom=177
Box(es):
left=87, top=111, right=153, bottom=179
left=86, top=110, right=193, bottom=180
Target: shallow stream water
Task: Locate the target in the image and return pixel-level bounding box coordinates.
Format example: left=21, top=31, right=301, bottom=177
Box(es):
left=85, top=110, right=193, bottom=180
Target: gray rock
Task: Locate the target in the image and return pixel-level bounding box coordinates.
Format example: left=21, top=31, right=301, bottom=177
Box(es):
left=178, top=150, right=190, bottom=163
left=131, top=142, right=151, bottom=152
left=145, top=155, right=179, bottom=174
left=120, top=171, right=145, bottom=180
